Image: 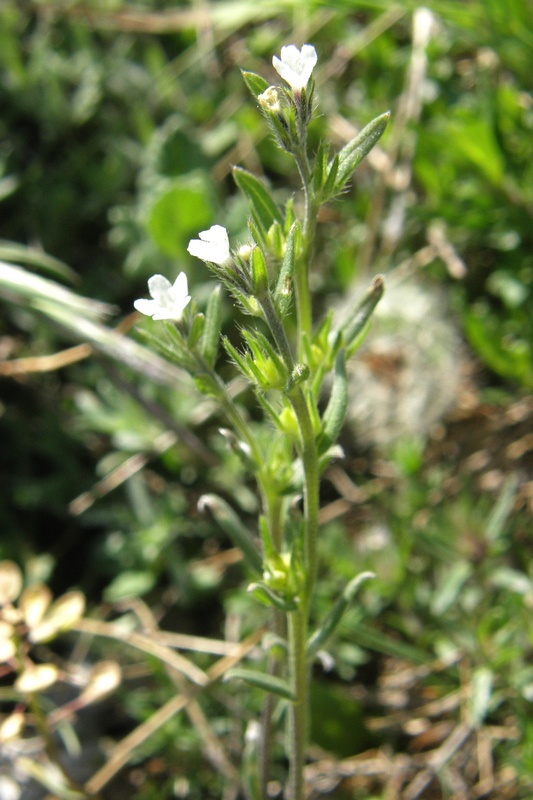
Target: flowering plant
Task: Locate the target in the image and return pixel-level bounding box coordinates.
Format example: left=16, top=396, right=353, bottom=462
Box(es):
left=134, top=43, right=389, bottom=800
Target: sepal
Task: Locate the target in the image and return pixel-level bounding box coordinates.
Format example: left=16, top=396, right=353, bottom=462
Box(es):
left=250, top=245, right=269, bottom=297
left=274, top=221, right=298, bottom=317
left=201, top=285, right=222, bottom=367
left=187, top=312, right=205, bottom=349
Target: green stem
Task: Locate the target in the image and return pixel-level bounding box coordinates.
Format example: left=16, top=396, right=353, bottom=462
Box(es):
left=287, top=608, right=308, bottom=800
left=293, top=148, right=318, bottom=356
left=259, top=608, right=285, bottom=800
left=259, top=272, right=321, bottom=800
left=288, top=389, right=319, bottom=591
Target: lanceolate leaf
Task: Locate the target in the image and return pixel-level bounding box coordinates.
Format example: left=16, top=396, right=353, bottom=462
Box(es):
left=317, top=350, right=348, bottom=454
left=247, top=582, right=298, bottom=611
left=241, top=70, right=270, bottom=99
left=199, top=494, right=262, bottom=573
left=224, top=669, right=297, bottom=702
left=233, top=167, right=284, bottom=237
left=341, top=275, right=385, bottom=356
left=308, top=572, right=375, bottom=660
left=333, top=111, right=391, bottom=194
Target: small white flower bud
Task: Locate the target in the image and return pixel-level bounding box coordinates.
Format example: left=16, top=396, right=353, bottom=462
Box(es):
left=258, top=86, right=282, bottom=113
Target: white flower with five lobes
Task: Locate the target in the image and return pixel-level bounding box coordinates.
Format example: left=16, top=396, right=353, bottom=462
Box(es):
left=272, top=44, right=318, bottom=91
left=187, top=225, right=231, bottom=266
left=134, top=272, right=191, bottom=321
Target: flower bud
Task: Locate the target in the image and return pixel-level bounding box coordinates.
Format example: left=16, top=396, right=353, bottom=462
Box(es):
left=258, top=86, right=282, bottom=114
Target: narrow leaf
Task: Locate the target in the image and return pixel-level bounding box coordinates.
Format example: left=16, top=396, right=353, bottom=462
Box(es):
left=317, top=350, right=348, bottom=454
left=308, top=572, right=375, bottom=660
left=340, top=275, right=385, bottom=356
left=335, top=111, right=391, bottom=192
left=233, top=167, right=283, bottom=238
left=247, top=582, right=298, bottom=612
left=198, top=495, right=262, bottom=573
left=224, top=669, right=297, bottom=702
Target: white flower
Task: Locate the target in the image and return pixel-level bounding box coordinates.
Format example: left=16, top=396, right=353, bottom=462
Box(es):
left=134, top=272, right=191, bottom=321
left=272, top=44, right=317, bottom=91
left=187, top=225, right=231, bottom=266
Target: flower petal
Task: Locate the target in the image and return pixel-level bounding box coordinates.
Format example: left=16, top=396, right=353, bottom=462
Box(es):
left=187, top=225, right=230, bottom=266
left=147, top=274, right=173, bottom=302
left=134, top=272, right=191, bottom=321
left=272, top=44, right=317, bottom=90
left=133, top=298, right=158, bottom=316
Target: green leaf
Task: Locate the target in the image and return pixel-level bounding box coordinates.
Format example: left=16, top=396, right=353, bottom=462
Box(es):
left=199, top=494, right=262, bottom=573
left=317, top=350, right=348, bottom=454
left=0, top=240, right=78, bottom=283
left=233, top=167, right=283, bottom=238
left=224, top=669, right=297, bottom=702
left=340, top=275, right=385, bottom=356
left=307, top=572, right=375, bottom=660
left=334, top=111, right=391, bottom=193
left=247, top=582, right=298, bottom=612
left=241, top=70, right=270, bottom=99
left=147, top=175, right=214, bottom=257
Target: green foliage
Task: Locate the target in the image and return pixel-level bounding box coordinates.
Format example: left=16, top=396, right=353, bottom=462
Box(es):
left=1, top=1, right=532, bottom=797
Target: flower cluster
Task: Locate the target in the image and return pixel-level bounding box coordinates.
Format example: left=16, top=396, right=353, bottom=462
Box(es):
left=135, top=225, right=232, bottom=323
left=134, top=46, right=318, bottom=325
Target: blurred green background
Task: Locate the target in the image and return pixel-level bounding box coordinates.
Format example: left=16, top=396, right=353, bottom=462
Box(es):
left=1, top=1, right=532, bottom=797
